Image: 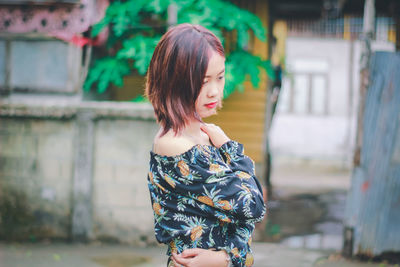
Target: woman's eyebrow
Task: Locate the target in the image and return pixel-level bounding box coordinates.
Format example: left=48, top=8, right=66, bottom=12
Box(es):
left=205, top=69, right=225, bottom=78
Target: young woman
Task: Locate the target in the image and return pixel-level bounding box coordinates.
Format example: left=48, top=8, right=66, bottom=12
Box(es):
left=146, top=23, right=266, bottom=267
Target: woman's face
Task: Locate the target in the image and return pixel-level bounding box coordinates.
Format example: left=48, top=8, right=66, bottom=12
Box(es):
left=195, top=50, right=225, bottom=118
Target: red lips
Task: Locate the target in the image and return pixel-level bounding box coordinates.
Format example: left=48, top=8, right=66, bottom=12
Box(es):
left=205, top=102, right=217, bottom=109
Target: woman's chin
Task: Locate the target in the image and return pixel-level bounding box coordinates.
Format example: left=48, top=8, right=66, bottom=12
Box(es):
left=199, top=110, right=217, bottom=119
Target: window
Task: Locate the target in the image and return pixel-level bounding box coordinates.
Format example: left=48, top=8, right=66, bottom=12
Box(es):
left=278, top=59, right=329, bottom=115
left=293, top=74, right=309, bottom=114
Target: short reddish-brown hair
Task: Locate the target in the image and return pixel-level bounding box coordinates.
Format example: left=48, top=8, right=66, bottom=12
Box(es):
left=145, top=23, right=225, bottom=136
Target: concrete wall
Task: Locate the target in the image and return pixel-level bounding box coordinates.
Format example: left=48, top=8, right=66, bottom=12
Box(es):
left=92, top=118, right=158, bottom=244
left=0, top=118, right=74, bottom=239
left=0, top=100, right=158, bottom=244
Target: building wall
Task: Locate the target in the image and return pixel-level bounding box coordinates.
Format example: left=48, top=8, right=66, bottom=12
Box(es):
left=0, top=102, right=159, bottom=244
left=269, top=37, right=395, bottom=167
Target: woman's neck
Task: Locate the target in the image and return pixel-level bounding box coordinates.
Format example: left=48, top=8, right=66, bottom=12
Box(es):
left=182, top=120, right=211, bottom=145
left=183, top=120, right=202, bottom=136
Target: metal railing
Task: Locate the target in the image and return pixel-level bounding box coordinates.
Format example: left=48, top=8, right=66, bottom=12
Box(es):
left=287, top=16, right=396, bottom=42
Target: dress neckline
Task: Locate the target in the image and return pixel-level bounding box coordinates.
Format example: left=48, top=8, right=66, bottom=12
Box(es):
left=150, top=143, right=216, bottom=161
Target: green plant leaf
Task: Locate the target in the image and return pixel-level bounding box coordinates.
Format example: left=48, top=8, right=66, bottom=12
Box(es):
left=91, top=17, right=110, bottom=38
left=237, top=24, right=249, bottom=50
left=84, top=58, right=131, bottom=93
left=117, top=35, right=161, bottom=75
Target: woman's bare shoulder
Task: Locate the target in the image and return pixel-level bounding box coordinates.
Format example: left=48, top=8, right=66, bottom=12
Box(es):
left=153, top=131, right=196, bottom=157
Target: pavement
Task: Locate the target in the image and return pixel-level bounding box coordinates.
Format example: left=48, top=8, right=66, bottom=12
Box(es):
left=1, top=241, right=398, bottom=267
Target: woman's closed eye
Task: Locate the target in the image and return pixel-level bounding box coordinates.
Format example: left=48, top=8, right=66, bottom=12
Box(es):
left=204, top=76, right=224, bottom=84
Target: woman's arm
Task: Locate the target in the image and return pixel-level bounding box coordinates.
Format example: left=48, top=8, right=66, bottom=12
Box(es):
left=172, top=248, right=229, bottom=267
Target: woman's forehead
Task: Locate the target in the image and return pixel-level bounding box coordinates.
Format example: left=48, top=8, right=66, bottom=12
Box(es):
left=205, top=52, right=225, bottom=77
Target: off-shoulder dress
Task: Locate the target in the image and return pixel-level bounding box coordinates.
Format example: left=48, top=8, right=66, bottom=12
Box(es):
left=147, top=140, right=266, bottom=267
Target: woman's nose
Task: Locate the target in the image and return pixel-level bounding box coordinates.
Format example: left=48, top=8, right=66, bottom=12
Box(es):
left=207, top=84, right=219, bottom=97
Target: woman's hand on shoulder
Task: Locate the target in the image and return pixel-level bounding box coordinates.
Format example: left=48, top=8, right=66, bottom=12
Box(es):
left=153, top=133, right=196, bottom=157
left=200, top=123, right=230, bottom=148
left=172, top=248, right=229, bottom=267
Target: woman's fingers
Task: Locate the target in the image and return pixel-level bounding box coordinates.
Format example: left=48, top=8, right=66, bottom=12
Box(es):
left=172, top=253, right=191, bottom=266
left=200, top=123, right=230, bottom=148
left=180, top=248, right=203, bottom=257
left=173, top=256, right=191, bottom=266
left=199, top=123, right=210, bottom=134
left=172, top=248, right=203, bottom=267
left=173, top=249, right=229, bottom=267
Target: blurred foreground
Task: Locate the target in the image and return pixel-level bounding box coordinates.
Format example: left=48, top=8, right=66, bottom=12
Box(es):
left=2, top=241, right=398, bottom=267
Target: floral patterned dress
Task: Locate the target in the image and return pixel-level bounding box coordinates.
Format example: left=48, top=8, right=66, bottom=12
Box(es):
left=147, top=140, right=266, bottom=267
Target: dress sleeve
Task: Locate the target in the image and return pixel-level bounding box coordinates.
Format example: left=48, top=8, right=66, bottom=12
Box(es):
left=156, top=140, right=266, bottom=224
left=219, top=222, right=256, bottom=267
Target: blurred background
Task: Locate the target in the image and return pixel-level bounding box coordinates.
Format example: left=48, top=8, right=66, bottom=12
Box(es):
left=0, top=0, right=399, bottom=266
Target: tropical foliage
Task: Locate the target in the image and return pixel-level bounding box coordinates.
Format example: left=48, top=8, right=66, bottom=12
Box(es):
left=84, top=0, right=275, bottom=100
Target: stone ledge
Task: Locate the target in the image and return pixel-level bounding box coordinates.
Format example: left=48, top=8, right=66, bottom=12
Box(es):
left=0, top=99, right=156, bottom=120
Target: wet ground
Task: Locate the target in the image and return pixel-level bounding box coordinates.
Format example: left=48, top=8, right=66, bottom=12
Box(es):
left=255, top=162, right=351, bottom=252
left=258, top=189, right=346, bottom=251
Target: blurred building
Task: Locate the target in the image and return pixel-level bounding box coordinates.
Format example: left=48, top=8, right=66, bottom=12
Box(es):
left=269, top=0, right=400, bottom=259
left=268, top=0, right=398, bottom=168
